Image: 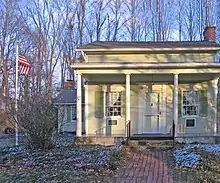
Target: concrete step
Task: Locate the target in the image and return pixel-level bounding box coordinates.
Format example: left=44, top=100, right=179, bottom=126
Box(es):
left=130, top=134, right=173, bottom=141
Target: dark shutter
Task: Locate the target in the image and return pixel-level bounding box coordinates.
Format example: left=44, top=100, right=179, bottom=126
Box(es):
left=199, top=90, right=208, bottom=117
left=121, top=91, right=126, bottom=117
left=178, top=89, right=182, bottom=117
left=95, top=90, right=104, bottom=118
left=67, top=106, right=71, bottom=122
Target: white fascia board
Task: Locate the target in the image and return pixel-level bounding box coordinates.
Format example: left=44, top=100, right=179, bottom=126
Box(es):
left=70, top=62, right=220, bottom=69
left=75, top=47, right=220, bottom=52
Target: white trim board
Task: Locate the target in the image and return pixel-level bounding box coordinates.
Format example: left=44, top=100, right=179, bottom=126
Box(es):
left=85, top=85, right=89, bottom=135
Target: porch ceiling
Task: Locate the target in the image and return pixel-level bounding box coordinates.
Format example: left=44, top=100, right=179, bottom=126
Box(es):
left=83, top=73, right=218, bottom=84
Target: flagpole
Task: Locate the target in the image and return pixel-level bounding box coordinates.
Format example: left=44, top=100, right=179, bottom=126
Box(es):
left=15, top=42, right=19, bottom=146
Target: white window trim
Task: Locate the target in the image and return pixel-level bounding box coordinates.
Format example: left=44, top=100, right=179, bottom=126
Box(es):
left=185, top=118, right=196, bottom=128
left=181, top=90, right=199, bottom=117
left=106, top=116, right=122, bottom=119
left=105, top=91, right=122, bottom=118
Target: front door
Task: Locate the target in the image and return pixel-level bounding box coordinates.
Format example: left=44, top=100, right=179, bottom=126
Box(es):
left=143, top=92, right=160, bottom=133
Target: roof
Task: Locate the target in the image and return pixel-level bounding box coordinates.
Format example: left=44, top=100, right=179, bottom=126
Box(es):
left=76, top=41, right=220, bottom=52
left=53, top=89, right=85, bottom=104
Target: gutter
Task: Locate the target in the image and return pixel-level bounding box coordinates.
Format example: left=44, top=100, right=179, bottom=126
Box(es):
left=70, top=62, right=220, bottom=69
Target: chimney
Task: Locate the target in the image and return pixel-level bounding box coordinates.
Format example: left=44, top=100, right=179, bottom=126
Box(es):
left=203, top=26, right=216, bottom=42
left=64, top=80, right=73, bottom=89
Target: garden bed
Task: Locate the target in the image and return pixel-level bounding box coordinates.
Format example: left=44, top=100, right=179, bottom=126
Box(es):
left=174, top=144, right=220, bottom=183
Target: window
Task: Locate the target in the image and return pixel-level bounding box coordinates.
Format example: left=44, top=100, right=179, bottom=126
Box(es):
left=71, top=105, right=76, bottom=120
left=185, top=118, right=196, bottom=127
left=182, top=91, right=198, bottom=116
left=105, top=92, right=122, bottom=117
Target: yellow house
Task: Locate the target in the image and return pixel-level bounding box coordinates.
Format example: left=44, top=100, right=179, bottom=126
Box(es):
left=71, top=27, right=220, bottom=142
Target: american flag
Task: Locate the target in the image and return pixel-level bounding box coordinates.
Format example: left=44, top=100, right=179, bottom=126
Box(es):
left=18, top=55, right=30, bottom=75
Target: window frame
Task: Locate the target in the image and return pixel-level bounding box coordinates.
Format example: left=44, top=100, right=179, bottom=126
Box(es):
left=105, top=91, right=122, bottom=118
left=181, top=90, right=199, bottom=117
left=107, top=119, right=118, bottom=126
left=185, top=118, right=196, bottom=128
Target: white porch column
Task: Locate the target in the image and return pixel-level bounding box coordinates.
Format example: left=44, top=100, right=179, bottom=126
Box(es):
left=173, top=73, right=179, bottom=137
left=214, top=78, right=218, bottom=134
left=76, top=73, right=82, bottom=137
left=125, top=73, right=131, bottom=137
left=84, top=84, right=89, bottom=135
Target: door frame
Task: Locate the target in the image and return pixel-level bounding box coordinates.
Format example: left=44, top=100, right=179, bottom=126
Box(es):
left=138, top=84, right=166, bottom=134
left=143, top=92, right=160, bottom=133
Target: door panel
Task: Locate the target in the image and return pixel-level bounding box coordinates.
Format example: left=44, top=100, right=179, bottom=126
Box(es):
left=145, top=93, right=159, bottom=114
left=143, top=93, right=160, bottom=133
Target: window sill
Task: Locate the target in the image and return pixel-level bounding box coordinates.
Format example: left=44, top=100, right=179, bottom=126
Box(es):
left=105, top=116, right=122, bottom=119
left=182, top=115, right=198, bottom=118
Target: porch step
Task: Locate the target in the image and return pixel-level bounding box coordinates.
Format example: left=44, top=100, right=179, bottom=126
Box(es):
left=130, top=133, right=173, bottom=141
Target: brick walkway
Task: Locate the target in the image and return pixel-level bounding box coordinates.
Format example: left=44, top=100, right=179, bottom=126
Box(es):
left=104, top=150, right=193, bottom=183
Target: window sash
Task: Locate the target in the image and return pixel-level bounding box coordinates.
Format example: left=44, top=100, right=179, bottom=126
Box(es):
left=182, top=91, right=199, bottom=116
left=105, top=92, right=122, bottom=117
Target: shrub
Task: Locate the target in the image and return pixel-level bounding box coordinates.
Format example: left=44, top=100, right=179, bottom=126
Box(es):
left=17, top=93, right=57, bottom=150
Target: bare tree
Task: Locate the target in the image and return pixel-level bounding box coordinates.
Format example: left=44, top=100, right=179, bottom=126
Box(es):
left=77, top=0, right=86, bottom=46
left=139, top=0, right=152, bottom=41
left=106, top=0, right=126, bottom=41
left=20, top=0, right=64, bottom=101
left=85, top=0, right=109, bottom=41
left=177, top=0, right=185, bottom=41
left=183, top=0, right=200, bottom=41
left=125, top=0, right=141, bottom=41
left=0, top=0, right=21, bottom=106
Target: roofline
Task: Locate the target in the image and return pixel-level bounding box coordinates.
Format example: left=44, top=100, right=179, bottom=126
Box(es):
left=70, top=62, right=220, bottom=69
left=76, top=47, right=220, bottom=52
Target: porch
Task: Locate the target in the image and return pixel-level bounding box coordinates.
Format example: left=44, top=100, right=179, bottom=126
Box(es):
left=73, top=63, right=220, bottom=138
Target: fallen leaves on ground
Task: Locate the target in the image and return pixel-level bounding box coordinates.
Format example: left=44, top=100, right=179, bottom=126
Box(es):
left=173, top=144, right=220, bottom=183
left=0, top=137, right=124, bottom=183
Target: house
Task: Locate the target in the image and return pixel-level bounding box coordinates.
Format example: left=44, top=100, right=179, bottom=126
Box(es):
left=53, top=80, right=85, bottom=134
left=71, top=26, right=220, bottom=142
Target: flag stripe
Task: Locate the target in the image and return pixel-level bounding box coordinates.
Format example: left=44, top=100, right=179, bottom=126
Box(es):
left=19, top=60, right=30, bottom=65
left=18, top=55, right=30, bottom=75
left=18, top=55, right=30, bottom=65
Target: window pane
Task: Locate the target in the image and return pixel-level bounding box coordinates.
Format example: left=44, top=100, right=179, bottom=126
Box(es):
left=186, top=119, right=195, bottom=127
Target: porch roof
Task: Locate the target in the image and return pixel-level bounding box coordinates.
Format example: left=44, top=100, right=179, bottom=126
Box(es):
left=71, top=62, right=220, bottom=70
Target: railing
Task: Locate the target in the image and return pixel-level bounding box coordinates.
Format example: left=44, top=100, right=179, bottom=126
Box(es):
left=95, top=126, right=106, bottom=136
left=172, top=120, right=175, bottom=147
left=126, top=120, right=131, bottom=145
